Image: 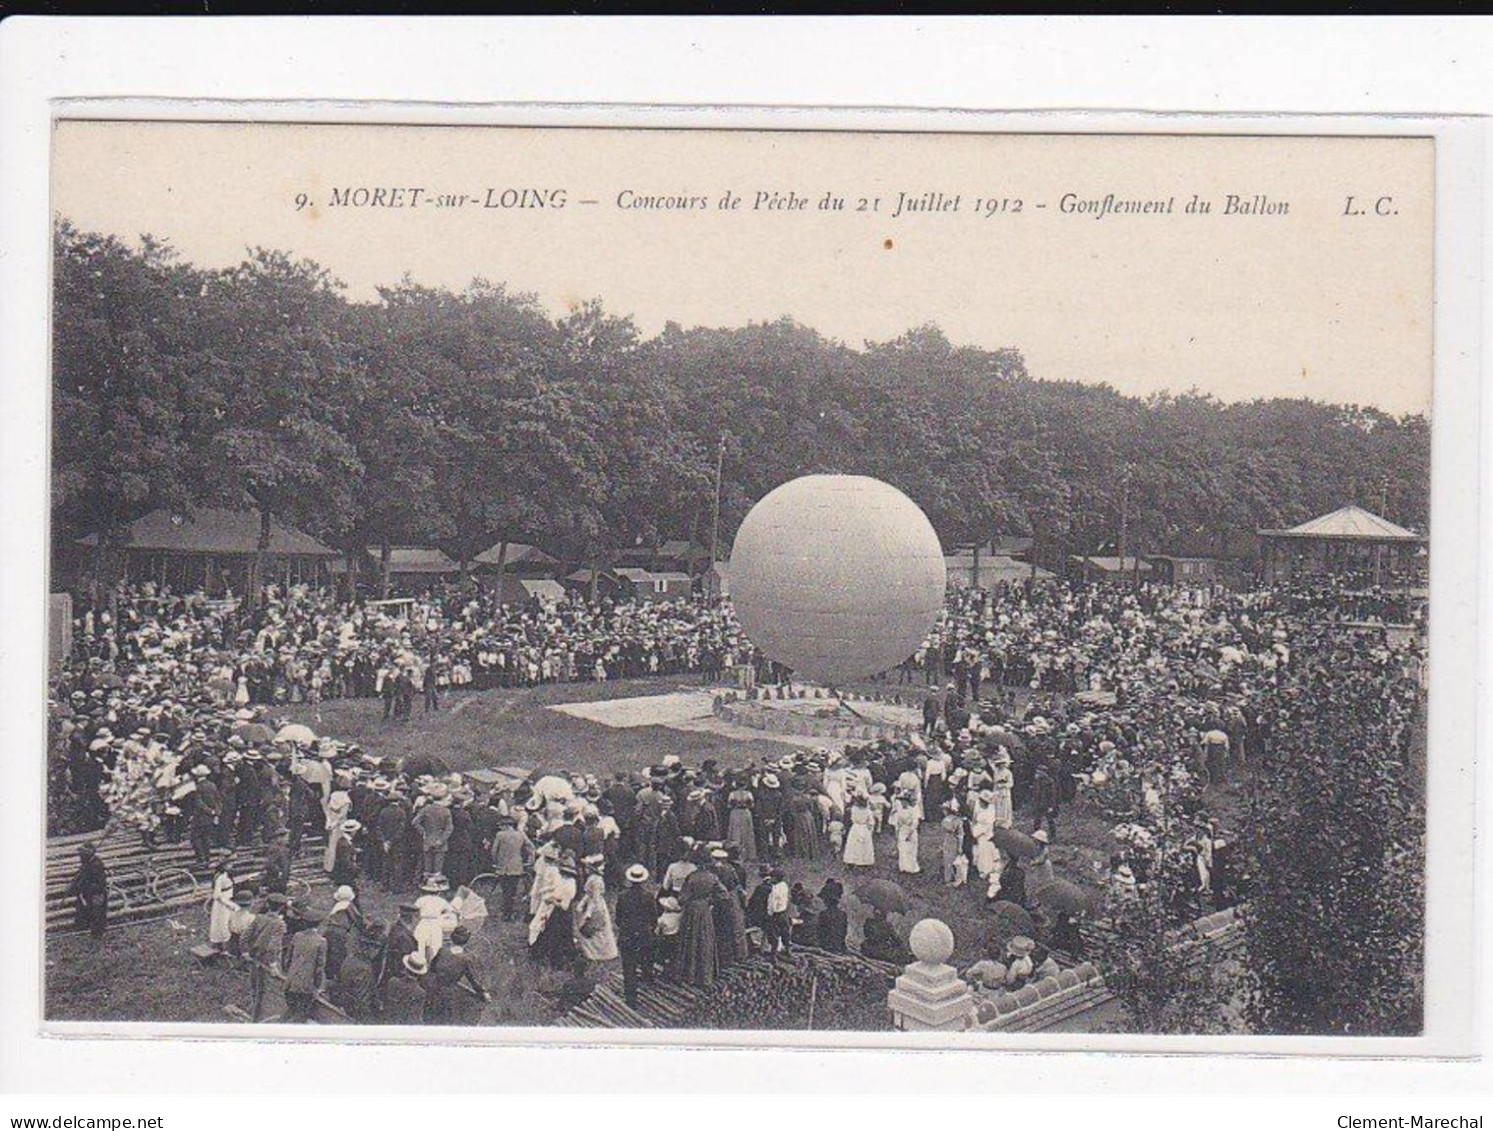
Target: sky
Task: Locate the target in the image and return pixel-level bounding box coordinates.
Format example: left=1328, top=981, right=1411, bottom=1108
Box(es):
left=53, top=122, right=1434, bottom=415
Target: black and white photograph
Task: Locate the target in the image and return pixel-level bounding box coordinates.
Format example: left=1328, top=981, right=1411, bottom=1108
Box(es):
left=38, top=118, right=1441, bottom=1044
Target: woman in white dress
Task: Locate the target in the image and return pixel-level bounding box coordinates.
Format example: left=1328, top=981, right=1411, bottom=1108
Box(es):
left=529, top=837, right=570, bottom=917
left=322, top=788, right=351, bottom=873
left=970, top=792, right=999, bottom=879
left=895, top=771, right=923, bottom=823
left=990, top=752, right=1015, bottom=829
left=843, top=797, right=877, bottom=867
left=845, top=760, right=874, bottom=805
left=892, top=795, right=921, bottom=874
left=574, top=873, right=619, bottom=962
left=821, top=756, right=848, bottom=819
left=208, top=857, right=238, bottom=949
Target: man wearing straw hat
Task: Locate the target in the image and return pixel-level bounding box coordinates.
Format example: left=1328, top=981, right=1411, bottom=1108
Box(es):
left=615, top=864, right=656, bottom=1007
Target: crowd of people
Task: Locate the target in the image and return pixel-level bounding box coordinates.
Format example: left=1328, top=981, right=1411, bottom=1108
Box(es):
left=48, top=571, right=1426, bottom=1024
left=64, top=582, right=761, bottom=716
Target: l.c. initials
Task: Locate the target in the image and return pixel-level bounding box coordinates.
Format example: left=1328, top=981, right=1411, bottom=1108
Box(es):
left=1343, top=195, right=1398, bottom=217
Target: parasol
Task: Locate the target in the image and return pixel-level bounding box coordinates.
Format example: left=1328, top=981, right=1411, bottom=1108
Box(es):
left=402, top=754, right=451, bottom=779
left=275, top=723, right=317, bottom=746
left=852, top=877, right=909, bottom=914
left=991, top=826, right=1042, bottom=858
left=532, top=775, right=576, bottom=803
left=1033, top=879, right=1097, bottom=916
left=449, top=885, right=489, bottom=930
left=233, top=722, right=275, bottom=744
left=986, top=901, right=1037, bottom=951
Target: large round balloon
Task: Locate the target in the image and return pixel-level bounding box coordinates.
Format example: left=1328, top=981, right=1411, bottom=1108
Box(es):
left=728, top=474, right=946, bottom=685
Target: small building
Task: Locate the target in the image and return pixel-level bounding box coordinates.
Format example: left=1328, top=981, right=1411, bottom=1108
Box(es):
left=1070, top=555, right=1154, bottom=584
left=615, top=567, right=694, bottom=603
left=490, top=574, right=568, bottom=605
left=75, top=506, right=339, bottom=596
left=363, top=546, right=461, bottom=590
left=987, top=535, right=1035, bottom=559
left=1258, top=505, right=1425, bottom=587
left=472, top=540, right=562, bottom=579
left=562, top=567, right=620, bottom=599
left=1147, top=555, right=1226, bottom=585
left=617, top=538, right=710, bottom=577
left=945, top=551, right=1053, bottom=588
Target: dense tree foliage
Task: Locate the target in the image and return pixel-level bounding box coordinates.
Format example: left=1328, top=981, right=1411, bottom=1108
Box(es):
left=1240, top=647, right=1426, bottom=1035
left=52, top=222, right=1432, bottom=569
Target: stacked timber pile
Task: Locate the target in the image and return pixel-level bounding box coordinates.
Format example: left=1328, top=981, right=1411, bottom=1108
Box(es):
left=554, top=946, right=902, bottom=1031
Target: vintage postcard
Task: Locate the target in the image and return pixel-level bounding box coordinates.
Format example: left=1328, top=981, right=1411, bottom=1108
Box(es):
left=42, top=118, right=1443, bottom=1047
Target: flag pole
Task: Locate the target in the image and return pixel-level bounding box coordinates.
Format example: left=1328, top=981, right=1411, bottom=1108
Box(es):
left=709, top=432, right=727, bottom=570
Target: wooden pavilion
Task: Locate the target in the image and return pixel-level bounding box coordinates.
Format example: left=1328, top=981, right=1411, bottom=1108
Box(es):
left=1257, top=505, right=1425, bottom=586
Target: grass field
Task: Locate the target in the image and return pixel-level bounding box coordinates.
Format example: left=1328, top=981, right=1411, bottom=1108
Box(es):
left=46, top=676, right=1129, bottom=1028
left=281, top=677, right=809, bottom=777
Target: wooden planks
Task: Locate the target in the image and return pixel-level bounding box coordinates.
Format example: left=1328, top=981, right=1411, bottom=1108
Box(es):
left=46, top=825, right=329, bottom=934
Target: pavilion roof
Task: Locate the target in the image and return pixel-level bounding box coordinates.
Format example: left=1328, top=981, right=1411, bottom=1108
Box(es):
left=77, top=507, right=337, bottom=556
left=473, top=541, right=560, bottom=567
left=1260, top=505, right=1421, bottom=541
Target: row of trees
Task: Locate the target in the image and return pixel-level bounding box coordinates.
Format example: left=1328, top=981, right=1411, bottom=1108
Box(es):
left=53, top=220, right=1433, bottom=585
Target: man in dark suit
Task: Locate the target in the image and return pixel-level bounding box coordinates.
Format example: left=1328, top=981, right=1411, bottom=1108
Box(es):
left=188, top=765, right=221, bottom=866
left=922, top=689, right=942, bottom=737
left=1032, top=761, right=1060, bottom=843
left=216, top=757, right=239, bottom=849
left=262, top=829, right=293, bottom=895
left=614, top=865, right=657, bottom=1008
left=602, top=773, right=637, bottom=856
left=66, top=842, right=109, bottom=939
left=286, top=772, right=317, bottom=856
left=381, top=669, right=398, bottom=720
left=245, top=897, right=288, bottom=1022
left=373, top=792, right=411, bottom=888
left=372, top=904, right=420, bottom=1013
left=469, top=797, right=501, bottom=875
left=235, top=754, right=264, bottom=846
